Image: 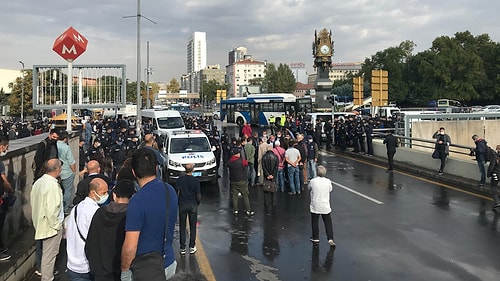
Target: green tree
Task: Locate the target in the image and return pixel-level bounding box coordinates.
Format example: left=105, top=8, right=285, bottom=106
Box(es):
left=260, top=63, right=296, bottom=93
left=360, top=40, right=415, bottom=104
left=8, top=69, right=33, bottom=117
left=201, top=79, right=226, bottom=102
left=167, top=78, right=180, bottom=93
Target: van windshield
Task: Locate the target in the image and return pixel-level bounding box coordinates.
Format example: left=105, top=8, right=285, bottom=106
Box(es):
left=170, top=137, right=211, bottom=153
left=157, top=117, right=184, bottom=129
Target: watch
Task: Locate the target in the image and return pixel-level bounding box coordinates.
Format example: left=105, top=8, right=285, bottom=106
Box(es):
left=320, top=44, right=330, bottom=55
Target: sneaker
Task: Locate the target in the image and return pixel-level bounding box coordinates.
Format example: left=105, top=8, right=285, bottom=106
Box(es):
left=492, top=203, right=500, bottom=209
left=0, top=247, right=8, bottom=254
left=189, top=246, right=197, bottom=254
left=310, top=238, right=320, bottom=243
left=288, top=192, right=296, bottom=195
left=437, top=172, right=443, bottom=176
left=180, top=248, right=186, bottom=255
left=233, top=210, right=238, bottom=215
left=34, top=270, right=41, bottom=277
left=246, top=210, right=255, bottom=216
left=0, top=253, right=11, bottom=261
left=328, top=239, right=336, bottom=247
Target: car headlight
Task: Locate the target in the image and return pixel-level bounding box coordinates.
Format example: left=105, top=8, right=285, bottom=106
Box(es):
left=169, top=159, right=182, bottom=168
left=206, top=158, right=216, bottom=165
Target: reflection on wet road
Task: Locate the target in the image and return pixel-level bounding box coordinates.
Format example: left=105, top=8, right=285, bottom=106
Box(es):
left=193, top=148, right=500, bottom=281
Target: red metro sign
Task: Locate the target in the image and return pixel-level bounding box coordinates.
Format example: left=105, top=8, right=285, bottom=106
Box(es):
left=52, top=26, right=88, bottom=61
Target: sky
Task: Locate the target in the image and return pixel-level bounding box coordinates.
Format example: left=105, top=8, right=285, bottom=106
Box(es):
left=1, top=0, right=499, bottom=84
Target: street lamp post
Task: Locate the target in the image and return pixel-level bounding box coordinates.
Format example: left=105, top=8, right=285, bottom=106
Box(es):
left=18, top=61, right=24, bottom=121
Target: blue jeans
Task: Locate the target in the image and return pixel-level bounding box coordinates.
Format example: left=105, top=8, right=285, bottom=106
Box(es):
left=61, top=173, right=75, bottom=212
left=307, top=159, right=317, bottom=180
left=287, top=165, right=300, bottom=193
left=247, top=164, right=256, bottom=185
left=66, top=269, right=93, bottom=281
left=477, top=160, right=486, bottom=184
left=277, top=168, right=285, bottom=192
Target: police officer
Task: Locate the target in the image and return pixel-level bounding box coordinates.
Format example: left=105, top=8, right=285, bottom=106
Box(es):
left=208, top=133, right=222, bottom=170
left=110, top=136, right=127, bottom=178
left=221, top=127, right=231, bottom=166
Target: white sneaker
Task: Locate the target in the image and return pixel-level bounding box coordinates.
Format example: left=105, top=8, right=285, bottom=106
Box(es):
left=189, top=246, right=197, bottom=254
left=328, top=239, right=336, bottom=247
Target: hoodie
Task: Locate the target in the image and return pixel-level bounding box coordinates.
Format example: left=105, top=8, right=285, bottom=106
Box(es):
left=85, top=202, right=128, bottom=281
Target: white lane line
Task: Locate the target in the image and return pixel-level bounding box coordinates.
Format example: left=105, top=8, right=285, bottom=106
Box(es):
left=331, top=180, right=384, bottom=205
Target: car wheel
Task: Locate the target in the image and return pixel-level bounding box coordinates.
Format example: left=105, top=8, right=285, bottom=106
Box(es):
left=236, top=117, right=244, bottom=126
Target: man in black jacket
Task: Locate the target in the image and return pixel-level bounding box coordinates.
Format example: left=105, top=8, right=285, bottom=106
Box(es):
left=487, top=145, right=500, bottom=209
left=33, top=128, right=60, bottom=181
left=383, top=130, right=399, bottom=171
left=85, top=179, right=135, bottom=281
left=262, top=149, right=278, bottom=211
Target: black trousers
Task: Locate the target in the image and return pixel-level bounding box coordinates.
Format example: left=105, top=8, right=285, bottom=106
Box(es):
left=311, top=213, right=334, bottom=241
left=179, top=203, right=198, bottom=249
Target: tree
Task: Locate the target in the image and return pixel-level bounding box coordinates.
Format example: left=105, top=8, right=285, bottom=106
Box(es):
left=201, top=79, right=226, bottom=102
left=260, top=63, right=296, bottom=93
left=167, top=78, right=180, bottom=93
left=8, top=69, right=33, bottom=117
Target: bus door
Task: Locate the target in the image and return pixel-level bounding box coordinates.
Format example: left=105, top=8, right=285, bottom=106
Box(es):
left=226, top=104, right=236, bottom=123
left=249, top=103, right=260, bottom=124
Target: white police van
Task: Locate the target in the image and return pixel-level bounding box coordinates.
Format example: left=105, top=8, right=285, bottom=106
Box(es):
left=141, top=109, right=185, bottom=136
left=163, top=130, right=218, bottom=184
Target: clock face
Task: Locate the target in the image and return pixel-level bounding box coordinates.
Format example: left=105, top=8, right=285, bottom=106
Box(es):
left=320, top=45, right=330, bottom=55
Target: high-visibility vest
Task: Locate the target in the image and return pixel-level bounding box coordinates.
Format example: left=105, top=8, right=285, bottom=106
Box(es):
left=269, top=116, right=275, bottom=125
left=280, top=115, right=286, bottom=126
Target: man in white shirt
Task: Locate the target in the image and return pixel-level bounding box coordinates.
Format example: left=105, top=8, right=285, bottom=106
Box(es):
left=308, top=165, right=335, bottom=247
left=285, top=139, right=301, bottom=195
left=65, top=177, right=109, bottom=280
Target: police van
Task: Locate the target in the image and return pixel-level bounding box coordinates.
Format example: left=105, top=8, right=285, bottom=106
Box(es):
left=141, top=109, right=185, bottom=136
left=163, top=130, right=218, bottom=184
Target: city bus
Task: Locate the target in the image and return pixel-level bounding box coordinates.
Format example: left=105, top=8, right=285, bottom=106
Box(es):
left=220, top=93, right=312, bottom=126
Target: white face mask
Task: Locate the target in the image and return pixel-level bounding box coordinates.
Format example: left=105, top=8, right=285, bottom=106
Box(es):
left=94, top=191, right=109, bottom=205
left=440, top=132, right=445, bottom=135
left=0, top=151, right=6, bottom=157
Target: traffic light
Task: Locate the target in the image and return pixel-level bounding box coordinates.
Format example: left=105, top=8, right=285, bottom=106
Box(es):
left=371, top=70, right=388, bottom=106
left=352, top=77, right=363, bottom=105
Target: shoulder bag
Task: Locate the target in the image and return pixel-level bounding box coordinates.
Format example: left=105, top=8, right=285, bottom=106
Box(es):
left=432, top=149, right=440, bottom=159
left=130, top=184, right=170, bottom=281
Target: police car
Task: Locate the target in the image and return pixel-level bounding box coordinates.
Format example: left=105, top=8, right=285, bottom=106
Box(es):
left=163, top=130, right=218, bottom=184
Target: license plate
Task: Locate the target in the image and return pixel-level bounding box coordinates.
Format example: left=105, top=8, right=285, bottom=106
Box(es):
left=193, top=171, right=202, bottom=177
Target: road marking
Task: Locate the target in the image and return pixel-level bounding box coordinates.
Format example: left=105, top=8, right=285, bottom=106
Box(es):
left=331, top=180, right=384, bottom=205
left=326, top=150, right=493, bottom=201
left=195, top=236, right=217, bottom=281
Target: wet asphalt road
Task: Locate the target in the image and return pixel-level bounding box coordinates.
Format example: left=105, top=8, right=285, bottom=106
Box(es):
left=191, top=149, right=500, bottom=281
left=24, top=125, right=500, bottom=281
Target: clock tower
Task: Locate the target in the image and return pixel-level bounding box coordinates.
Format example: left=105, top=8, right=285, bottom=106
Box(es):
left=312, top=28, right=334, bottom=110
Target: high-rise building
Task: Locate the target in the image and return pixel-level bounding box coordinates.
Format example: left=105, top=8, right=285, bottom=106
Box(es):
left=187, top=31, right=207, bottom=74
left=226, top=56, right=265, bottom=97
left=228, top=47, right=247, bottom=65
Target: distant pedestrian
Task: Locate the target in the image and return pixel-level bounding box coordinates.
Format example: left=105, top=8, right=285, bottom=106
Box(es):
left=472, top=134, right=488, bottom=187
left=57, top=130, right=76, bottom=213
left=308, top=165, right=335, bottom=248
left=0, top=137, right=13, bottom=261
left=176, top=163, right=201, bottom=255
left=432, top=127, right=451, bottom=175
left=487, top=145, right=500, bottom=209
left=227, top=147, right=254, bottom=216
left=383, top=130, right=399, bottom=171
left=272, top=140, right=286, bottom=193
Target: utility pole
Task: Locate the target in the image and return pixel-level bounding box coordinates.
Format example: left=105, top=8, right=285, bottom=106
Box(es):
left=18, top=61, right=24, bottom=121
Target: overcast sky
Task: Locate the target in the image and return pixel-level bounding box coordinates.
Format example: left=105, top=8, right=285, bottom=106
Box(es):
left=1, top=0, right=498, bottom=83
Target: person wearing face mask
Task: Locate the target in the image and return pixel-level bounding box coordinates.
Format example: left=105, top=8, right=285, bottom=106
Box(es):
left=432, top=127, right=452, bottom=175
left=110, top=136, right=127, bottom=179
left=65, top=177, right=109, bottom=281
left=33, top=128, right=60, bottom=182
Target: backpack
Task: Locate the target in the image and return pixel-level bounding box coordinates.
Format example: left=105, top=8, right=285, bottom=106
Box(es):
left=485, top=146, right=497, bottom=163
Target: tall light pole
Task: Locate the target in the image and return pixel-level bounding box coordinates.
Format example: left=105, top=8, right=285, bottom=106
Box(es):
left=18, top=61, right=24, bottom=121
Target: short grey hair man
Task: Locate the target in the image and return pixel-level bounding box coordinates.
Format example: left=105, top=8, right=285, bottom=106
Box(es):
left=316, top=165, right=327, bottom=177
